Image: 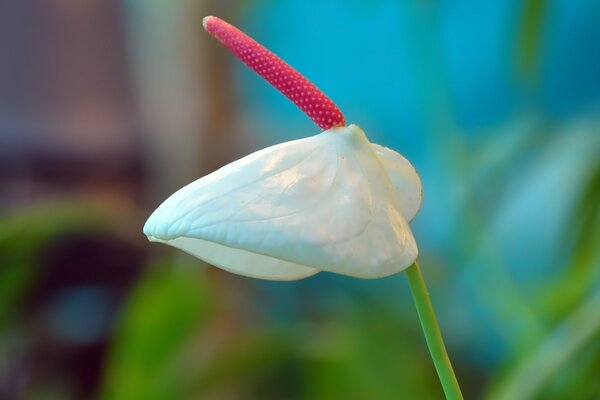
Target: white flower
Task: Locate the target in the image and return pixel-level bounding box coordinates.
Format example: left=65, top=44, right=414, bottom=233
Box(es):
left=144, top=124, right=422, bottom=280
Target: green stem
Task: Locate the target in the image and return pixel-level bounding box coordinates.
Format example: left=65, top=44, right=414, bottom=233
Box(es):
left=406, top=261, right=464, bottom=400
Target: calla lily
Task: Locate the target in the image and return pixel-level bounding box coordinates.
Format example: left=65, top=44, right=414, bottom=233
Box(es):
left=144, top=16, right=421, bottom=280
left=144, top=124, right=422, bottom=280
left=144, top=16, right=462, bottom=399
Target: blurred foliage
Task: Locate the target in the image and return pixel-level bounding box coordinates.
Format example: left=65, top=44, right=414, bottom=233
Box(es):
left=488, top=290, right=600, bottom=400
left=0, top=204, right=116, bottom=327
left=486, top=154, right=600, bottom=399
left=99, top=264, right=444, bottom=399
left=100, top=258, right=213, bottom=400
left=516, top=0, right=547, bottom=83
left=544, top=160, right=600, bottom=319
left=298, top=298, right=444, bottom=400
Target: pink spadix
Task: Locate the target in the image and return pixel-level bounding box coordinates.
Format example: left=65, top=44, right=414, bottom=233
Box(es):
left=203, top=16, right=346, bottom=130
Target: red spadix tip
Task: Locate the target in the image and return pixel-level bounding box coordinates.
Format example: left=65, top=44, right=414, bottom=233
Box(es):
left=203, top=16, right=345, bottom=131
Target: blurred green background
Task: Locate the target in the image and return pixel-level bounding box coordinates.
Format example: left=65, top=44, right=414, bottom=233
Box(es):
left=1, top=0, right=600, bottom=399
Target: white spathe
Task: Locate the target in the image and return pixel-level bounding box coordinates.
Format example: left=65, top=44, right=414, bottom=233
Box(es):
left=144, top=124, right=422, bottom=280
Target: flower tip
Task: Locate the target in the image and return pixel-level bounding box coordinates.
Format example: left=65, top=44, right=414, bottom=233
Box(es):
left=202, top=16, right=216, bottom=31
left=142, top=212, right=168, bottom=241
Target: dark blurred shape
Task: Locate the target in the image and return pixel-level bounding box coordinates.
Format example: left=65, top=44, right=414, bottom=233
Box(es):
left=1, top=232, right=146, bottom=399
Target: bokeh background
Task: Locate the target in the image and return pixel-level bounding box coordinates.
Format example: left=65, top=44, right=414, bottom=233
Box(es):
left=1, top=0, right=600, bottom=399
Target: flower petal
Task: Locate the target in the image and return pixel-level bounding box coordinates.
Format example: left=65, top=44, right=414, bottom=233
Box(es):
left=144, top=125, right=418, bottom=280
left=371, top=144, right=423, bottom=222
left=147, top=236, right=319, bottom=280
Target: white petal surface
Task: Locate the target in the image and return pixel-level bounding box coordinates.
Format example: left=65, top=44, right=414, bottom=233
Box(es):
left=371, top=143, right=422, bottom=222
left=144, top=124, right=421, bottom=280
